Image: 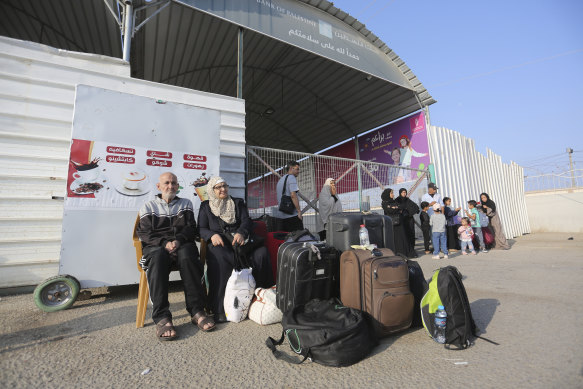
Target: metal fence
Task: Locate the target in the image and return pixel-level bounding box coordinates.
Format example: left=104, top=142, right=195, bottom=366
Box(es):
left=246, top=146, right=429, bottom=234
left=524, top=170, right=583, bottom=192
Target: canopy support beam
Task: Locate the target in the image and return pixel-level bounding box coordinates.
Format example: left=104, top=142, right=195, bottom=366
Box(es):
left=237, top=28, right=244, bottom=99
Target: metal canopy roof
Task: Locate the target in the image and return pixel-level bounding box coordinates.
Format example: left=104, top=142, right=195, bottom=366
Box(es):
left=0, top=0, right=435, bottom=153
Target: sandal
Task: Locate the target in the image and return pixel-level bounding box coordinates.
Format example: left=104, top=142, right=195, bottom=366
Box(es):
left=192, top=311, right=216, bottom=332
left=156, top=317, right=177, bottom=341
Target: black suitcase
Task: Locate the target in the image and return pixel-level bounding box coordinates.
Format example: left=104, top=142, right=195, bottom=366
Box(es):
left=276, top=241, right=339, bottom=313
left=326, top=212, right=395, bottom=252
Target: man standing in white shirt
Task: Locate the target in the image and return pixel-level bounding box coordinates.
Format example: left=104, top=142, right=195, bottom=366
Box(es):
left=421, top=183, right=444, bottom=216
left=275, top=161, right=304, bottom=232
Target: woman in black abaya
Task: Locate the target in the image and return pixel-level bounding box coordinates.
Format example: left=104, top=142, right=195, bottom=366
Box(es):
left=381, top=188, right=416, bottom=258
left=396, top=188, right=419, bottom=257
left=198, top=176, right=274, bottom=322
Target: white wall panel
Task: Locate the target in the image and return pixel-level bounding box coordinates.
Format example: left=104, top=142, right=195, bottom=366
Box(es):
left=428, top=125, right=530, bottom=239
left=0, top=37, right=246, bottom=287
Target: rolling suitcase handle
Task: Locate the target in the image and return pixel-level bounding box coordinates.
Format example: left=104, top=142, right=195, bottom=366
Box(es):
left=306, top=242, right=322, bottom=262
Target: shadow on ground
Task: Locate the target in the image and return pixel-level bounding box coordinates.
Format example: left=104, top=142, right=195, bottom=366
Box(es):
left=470, top=298, right=499, bottom=333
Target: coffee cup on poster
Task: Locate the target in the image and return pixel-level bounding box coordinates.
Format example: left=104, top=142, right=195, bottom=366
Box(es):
left=73, top=168, right=99, bottom=183
left=123, top=170, right=147, bottom=191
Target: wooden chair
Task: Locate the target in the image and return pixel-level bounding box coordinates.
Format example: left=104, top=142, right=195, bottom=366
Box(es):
left=133, top=215, right=207, bottom=328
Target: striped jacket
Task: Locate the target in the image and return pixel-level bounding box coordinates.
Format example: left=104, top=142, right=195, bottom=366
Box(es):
left=137, top=195, right=197, bottom=249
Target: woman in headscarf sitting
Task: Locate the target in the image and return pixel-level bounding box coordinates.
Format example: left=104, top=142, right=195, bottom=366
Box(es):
left=396, top=188, right=420, bottom=257
left=198, top=176, right=274, bottom=322
left=381, top=188, right=416, bottom=258
left=480, top=192, right=510, bottom=250
left=316, top=178, right=343, bottom=240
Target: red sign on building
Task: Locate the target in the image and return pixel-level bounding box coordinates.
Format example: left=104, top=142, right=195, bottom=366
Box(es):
left=147, top=150, right=173, bottom=159
left=184, top=154, right=207, bottom=162
left=146, top=159, right=172, bottom=167
left=106, top=146, right=135, bottom=155
left=183, top=162, right=206, bottom=170
left=106, top=155, right=135, bottom=164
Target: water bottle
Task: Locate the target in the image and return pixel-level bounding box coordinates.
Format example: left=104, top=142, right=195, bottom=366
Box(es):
left=359, top=224, right=370, bottom=246
left=434, top=305, right=447, bottom=344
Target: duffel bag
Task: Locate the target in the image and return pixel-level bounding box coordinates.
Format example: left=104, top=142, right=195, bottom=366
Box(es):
left=266, top=299, right=377, bottom=367
left=249, top=287, right=283, bottom=325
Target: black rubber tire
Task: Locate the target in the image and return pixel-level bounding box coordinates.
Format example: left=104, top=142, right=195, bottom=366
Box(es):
left=33, top=275, right=80, bottom=312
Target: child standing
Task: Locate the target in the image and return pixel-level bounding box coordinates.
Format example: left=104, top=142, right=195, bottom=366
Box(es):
left=443, top=197, right=462, bottom=252
left=420, top=201, right=431, bottom=254
left=429, top=203, right=448, bottom=259
left=465, top=200, right=488, bottom=253
left=458, top=217, right=476, bottom=255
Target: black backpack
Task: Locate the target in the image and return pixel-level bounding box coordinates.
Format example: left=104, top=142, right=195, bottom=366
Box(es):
left=420, top=266, right=498, bottom=349
left=405, top=258, right=428, bottom=328
left=266, top=299, right=377, bottom=367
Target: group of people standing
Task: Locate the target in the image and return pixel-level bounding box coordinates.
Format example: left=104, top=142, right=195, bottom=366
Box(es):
left=381, top=182, right=510, bottom=259
left=279, top=156, right=511, bottom=261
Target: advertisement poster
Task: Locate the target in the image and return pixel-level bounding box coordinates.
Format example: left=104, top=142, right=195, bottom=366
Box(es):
left=60, top=85, right=221, bottom=287
left=358, top=111, right=430, bottom=184
left=65, top=139, right=211, bottom=210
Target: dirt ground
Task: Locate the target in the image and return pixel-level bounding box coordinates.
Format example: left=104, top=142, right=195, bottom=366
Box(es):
left=0, top=232, right=582, bottom=388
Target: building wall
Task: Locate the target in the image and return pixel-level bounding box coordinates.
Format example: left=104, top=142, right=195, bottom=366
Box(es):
left=427, top=125, right=531, bottom=238
left=525, top=189, right=583, bottom=233
left=0, top=37, right=245, bottom=287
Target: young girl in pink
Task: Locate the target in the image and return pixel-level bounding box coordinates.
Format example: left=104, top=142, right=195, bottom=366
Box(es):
left=458, top=217, right=476, bottom=255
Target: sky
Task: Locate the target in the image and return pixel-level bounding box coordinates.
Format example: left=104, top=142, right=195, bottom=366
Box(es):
left=331, top=0, right=583, bottom=174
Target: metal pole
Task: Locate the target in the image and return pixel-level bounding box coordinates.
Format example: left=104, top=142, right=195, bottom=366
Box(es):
left=567, top=147, right=575, bottom=188
left=354, top=136, right=363, bottom=212
left=237, top=28, right=244, bottom=98
left=122, top=0, right=134, bottom=62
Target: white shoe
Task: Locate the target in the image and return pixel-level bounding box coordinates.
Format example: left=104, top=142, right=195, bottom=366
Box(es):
left=432, top=255, right=440, bottom=260
left=443, top=255, right=449, bottom=259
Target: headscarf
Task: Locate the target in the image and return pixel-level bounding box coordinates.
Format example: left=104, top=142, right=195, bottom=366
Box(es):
left=206, top=176, right=236, bottom=224
left=395, top=187, right=408, bottom=204
left=480, top=192, right=496, bottom=212
left=323, top=178, right=338, bottom=202
left=318, top=178, right=342, bottom=227
left=381, top=188, right=394, bottom=203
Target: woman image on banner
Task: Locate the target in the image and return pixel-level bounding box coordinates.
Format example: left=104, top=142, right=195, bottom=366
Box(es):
left=398, top=135, right=427, bottom=181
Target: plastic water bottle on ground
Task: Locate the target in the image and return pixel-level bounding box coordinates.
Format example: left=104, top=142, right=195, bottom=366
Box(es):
left=359, top=224, right=370, bottom=246
left=434, top=305, right=447, bottom=344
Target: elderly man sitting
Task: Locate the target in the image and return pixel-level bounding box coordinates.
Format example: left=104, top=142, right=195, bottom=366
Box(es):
left=137, top=172, right=215, bottom=341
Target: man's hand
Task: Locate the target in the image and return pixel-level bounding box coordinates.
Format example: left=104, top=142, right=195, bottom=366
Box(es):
left=211, top=234, right=224, bottom=247
left=232, top=233, right=245, bottom=246
left=165, top=240, right=180, bottom=254
left=429, top=201, right=436, bottom=206
left=297, top=213, right=303, bottom=221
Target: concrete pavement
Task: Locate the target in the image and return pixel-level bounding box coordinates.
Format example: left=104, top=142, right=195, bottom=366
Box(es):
left=0, top=232, right=582, bottom=388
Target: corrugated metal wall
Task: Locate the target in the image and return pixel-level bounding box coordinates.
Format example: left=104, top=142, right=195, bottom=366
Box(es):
left=427, top=125, right=530, bottom=239
left=0, top=36, right=246, bottom=288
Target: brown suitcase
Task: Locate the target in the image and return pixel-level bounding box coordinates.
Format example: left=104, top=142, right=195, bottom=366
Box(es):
left=340, top=248, right=414, bottom=336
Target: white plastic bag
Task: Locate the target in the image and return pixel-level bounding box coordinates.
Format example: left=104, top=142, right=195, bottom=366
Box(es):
left=223, top=267, right=255, bottom=323
left=249, top=286, right=283, bottom=325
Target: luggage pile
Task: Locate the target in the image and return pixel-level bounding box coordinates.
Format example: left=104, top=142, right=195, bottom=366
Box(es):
left=256, top=212, right=493, bottom=366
